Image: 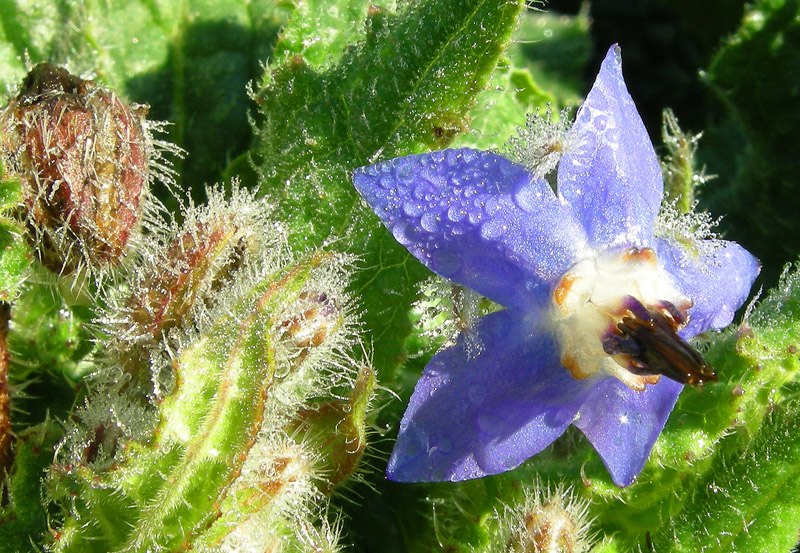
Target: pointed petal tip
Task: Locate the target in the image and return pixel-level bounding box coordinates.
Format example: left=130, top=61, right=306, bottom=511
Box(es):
left=607, top=459, right=644, bottom=488
left=576, top=377, right=683, bottom=488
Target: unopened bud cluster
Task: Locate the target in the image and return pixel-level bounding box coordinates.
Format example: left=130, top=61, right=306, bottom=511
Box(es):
left=49, top=184, right=372, bottom=551
left=0, top=64, right=153, bottom=274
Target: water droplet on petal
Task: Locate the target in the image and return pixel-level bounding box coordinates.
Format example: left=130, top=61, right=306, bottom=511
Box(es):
left=484, top=195, right=502, bottom=216
left=477, top=413, right=504, bottom=435
left=437, top=436, right=453, bottom=454
left=513, top=180, right=544, bottom=213
left=461, top=149, right=477, bottom=163
left=402, top=200, right=423, bottom=217
left=378, top=174, right=395, bottom=189
left=480, top=219, right=506, bottom=240
left=594, top=114, right=609, bottom=131
left=445, top=149, right=460, bottom=166
left=391, top=222, right=415, bottom=245
left=468, top=385, right=487, bottom=406
left=420, top=212, right=439, bottom=232
left=467, top=206, right=483, bottom=224
left=432, top=249, right=461, bottom=277
left=446, top=205, right=466, bottom=223
left=400, top=421, right=428, bottom=460
left=499, top=159, right=521, bottom=178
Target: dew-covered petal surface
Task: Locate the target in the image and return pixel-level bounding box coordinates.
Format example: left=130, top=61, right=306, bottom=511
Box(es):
left=353, top=148, right=587, bottom=308
left=386, top=309, right=592, bottom=482
left=573, top=376, right=683, bottom=487
left=557, top=45, right=662, bottom=250
left=656, top=237, right=760, bottom=338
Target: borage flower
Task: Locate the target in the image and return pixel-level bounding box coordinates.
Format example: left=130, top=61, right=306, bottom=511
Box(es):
left=352, top=46, right=759, bottom=486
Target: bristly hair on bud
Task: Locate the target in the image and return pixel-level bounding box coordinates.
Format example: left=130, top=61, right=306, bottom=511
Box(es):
left=504, top=106, right=573, bottom=184
left=0, top=63, right=180, bottom=283
left=660, top=108, right=714, bottom=214
left=489, top=483, right=594, bottom=553
left=95, top=183, right=282, bottom=398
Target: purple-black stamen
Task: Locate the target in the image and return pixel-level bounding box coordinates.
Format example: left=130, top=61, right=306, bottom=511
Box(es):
left=611, top=296, right=716, bottom=386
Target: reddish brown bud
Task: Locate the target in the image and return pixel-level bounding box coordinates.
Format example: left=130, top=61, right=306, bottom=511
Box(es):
left=0, top=63, right=150, bottom=273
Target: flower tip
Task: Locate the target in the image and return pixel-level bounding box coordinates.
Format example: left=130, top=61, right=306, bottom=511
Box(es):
left=601, top=43, right=624, bottom=74
left=385, top=449, right=418, bottom=483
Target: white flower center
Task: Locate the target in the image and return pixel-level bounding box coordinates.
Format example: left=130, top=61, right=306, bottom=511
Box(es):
left=550, top=247, right=710, bottom=391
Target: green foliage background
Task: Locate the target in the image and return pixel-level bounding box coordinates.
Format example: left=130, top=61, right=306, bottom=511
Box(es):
left=1, top=0, right=799, bottom=551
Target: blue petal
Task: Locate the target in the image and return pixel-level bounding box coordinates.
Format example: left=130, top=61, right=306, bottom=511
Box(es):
left=557, top=45, right=662, bottom=250
left=354, top=148, right=586, bottom=308
left=656, top=238, right=760, bottom=338
left=386, top=309, right=592, bottom=482
left=573, top=376, right=683, bottom=487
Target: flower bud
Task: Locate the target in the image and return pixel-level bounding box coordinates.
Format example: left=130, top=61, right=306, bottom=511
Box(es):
left=0, top=63, right=150, bottom=273
left=501, top=487, right=593, bottom=553
left=286, top=363, right=376, bottom=493
left=278, top=290, right=344, bottom=376
left=104, top=186, right=276, bottom=368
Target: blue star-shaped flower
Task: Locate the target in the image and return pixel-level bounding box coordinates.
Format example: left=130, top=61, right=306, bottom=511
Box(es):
left=352, top=45, right=760, bottom=487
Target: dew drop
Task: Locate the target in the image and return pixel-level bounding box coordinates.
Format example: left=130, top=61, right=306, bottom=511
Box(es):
left=430, top=150, right=445, bottom=164
left=402, top=200, right=424, bottom=217
left=420, top=212, right=439, bottom=232
left=467, top=206, right=483, bottom=224
left=593, top=114, right=609, bottom=131
left=468, top=385, right=487, bottom=406
left=395, top=162, right=415, bottom=183
left=378, top=174, right=395, bottom=190
left=391, top=222, right=415, bottom=245
left=400, top=422, right=428, bottom=459
left=477, top=413, right=504, bottom=435
left=461, top=149, right=477, bottom=163
left=446, top=205, right=466, bottom=223
left=499, top=160, right=521, bottom=178
left=432, top=250, right=461, bottom=277
left=437, top=436, right=454, bottom=454
left=444, top=149, right=460, bottom=166
left=480, top=219, right=506, bottom=240
left=484, top=195, right=502, bottom=216
left=513, top=179, right=544, bottom=213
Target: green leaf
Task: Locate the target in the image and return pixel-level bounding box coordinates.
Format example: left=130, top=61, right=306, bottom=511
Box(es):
left=0, top=421, right=63, bottom=553
left=506, top=7, right=592, bottom=109
left=0, top=165, right=30, bottom=302
left=8, top=275, right=96, bottom=385
left=702, top=0, right=800, bottom=283
left=650, top=399, right=800, bottom=553
left=247, top=0, right=523, bottom=380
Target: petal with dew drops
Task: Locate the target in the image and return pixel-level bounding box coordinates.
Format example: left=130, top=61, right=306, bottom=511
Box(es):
left=574, top=376, right=683, bottom=487
left=656, top=237, right=760, bottom=339
left=387, top=309, right=593, bottom=482
left=354, top=148, right=586, bottom=308
left=557, top=45, right=663, bottom=250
